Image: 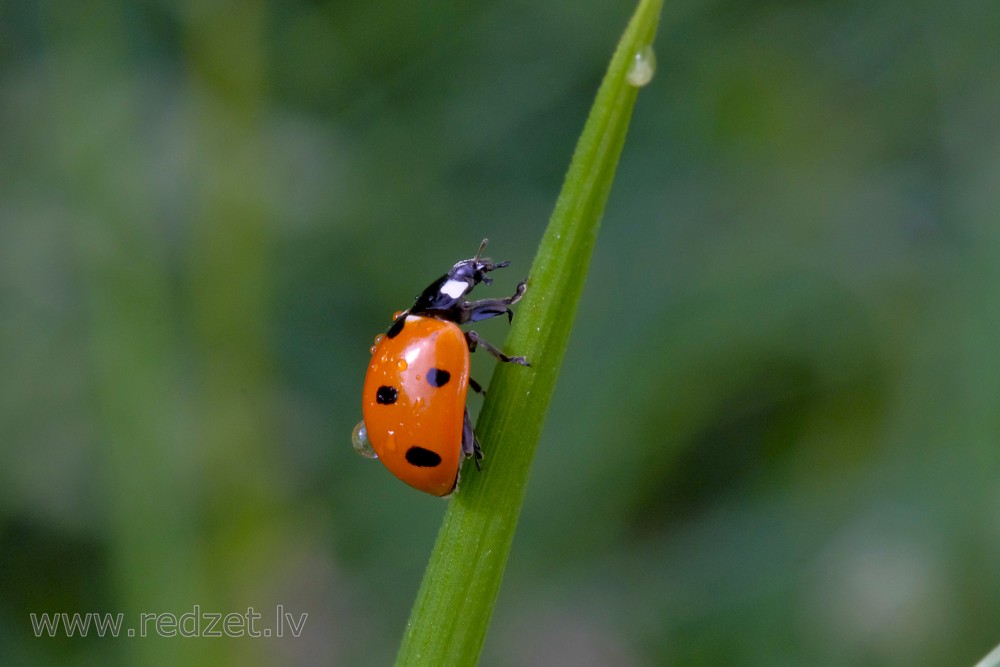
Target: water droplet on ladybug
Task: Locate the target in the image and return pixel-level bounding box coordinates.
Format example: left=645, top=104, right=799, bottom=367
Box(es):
left=626, top=44, right=656, bottom=87
left=385, top=430, right=397, bottom=452
left=392, top=310, right=405, bottom=320
left=352, top=422, right=377, bottom=459
left=397, top=359, right=408, bottom=371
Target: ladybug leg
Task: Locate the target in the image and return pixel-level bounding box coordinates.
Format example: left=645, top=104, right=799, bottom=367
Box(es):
left=465, top=330, right=530, bottom=366
left=462, top=408, right=483, bottom=470
left=469, top=376, right=485, bottom=395
left=460, top=279, right=528, bottom=323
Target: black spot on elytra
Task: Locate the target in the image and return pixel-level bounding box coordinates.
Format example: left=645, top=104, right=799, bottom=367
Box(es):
left=376, top=386, right=398, bottom=404
left=426, top=368, right=451, bottom=387
left=405, top=446, right=442, bottom=467
left=386, top=317, right=405, bottom=339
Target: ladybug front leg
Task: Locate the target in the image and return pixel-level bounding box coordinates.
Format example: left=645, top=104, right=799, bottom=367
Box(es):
left=462, top=408, right=483, bottom=470
left=465, top=330, right=530, bottom=366
left=459, top=279, right=528, bottom=323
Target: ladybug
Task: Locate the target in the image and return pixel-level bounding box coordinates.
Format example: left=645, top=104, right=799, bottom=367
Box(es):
left=352, top=239, right=530, bottom=497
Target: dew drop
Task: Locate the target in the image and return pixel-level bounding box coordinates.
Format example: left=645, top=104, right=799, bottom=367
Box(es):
left=397, top=359, right=408, bottom=371
left=392, top=310, right=405, bottom=320
left=626, top=45, right=656, bottom=87
left=352, top=421, right=377, bottom=459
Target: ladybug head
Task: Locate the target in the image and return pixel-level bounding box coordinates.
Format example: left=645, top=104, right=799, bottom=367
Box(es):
left=450, top=238, right=510, bottom=287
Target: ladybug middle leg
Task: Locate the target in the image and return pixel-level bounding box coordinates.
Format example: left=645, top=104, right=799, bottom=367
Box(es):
left=465, top=330, right=530, bottom=366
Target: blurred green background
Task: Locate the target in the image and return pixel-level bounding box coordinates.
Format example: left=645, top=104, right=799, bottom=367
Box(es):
left=2, top=0, right=999, bottom=665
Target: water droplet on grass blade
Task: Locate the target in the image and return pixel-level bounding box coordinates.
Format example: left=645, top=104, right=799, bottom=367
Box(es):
left=626, top=45, right=656, bottom=87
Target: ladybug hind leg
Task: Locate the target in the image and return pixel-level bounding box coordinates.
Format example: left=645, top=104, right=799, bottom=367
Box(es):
left=465, top=330, right=530, bottom=366
left=462, top=408, right=483, bottom=470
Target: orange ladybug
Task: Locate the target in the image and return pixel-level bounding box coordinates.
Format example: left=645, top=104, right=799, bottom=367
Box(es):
left=352, top=240, right=529, bottom=496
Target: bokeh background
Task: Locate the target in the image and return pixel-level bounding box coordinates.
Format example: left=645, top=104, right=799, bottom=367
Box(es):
left=3, top=0, right=999, bottom=665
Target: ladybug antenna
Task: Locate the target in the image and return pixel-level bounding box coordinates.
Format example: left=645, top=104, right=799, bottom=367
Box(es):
left=476, top=238, right=510, bottom=269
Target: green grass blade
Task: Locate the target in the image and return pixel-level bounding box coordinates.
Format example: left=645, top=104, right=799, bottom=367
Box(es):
left=395, top=1, right=664, bottom=664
